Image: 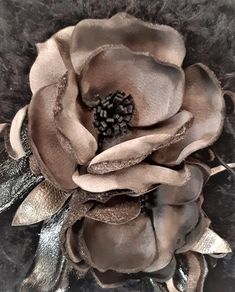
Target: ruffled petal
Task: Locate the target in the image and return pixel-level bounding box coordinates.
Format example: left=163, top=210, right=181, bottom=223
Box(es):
left=79, top=46, right=185, bottom=127
left=190, top=228, right=232, bottom=255
left=54, top=71, right=97, bottom=165
left=28, top=83, right=77, bottom=190
left=20, top=207, right=70, bottom=292
left=155, top=164, right=204, bottom=205
left=152, top=203, right=199, bottom=271
left=73, top=163, right=191, bottom=194
left=88, top=110, right=193, bottom=174
left=85, top=196, right=141, bottom=225
left=4, top=105, right=28, bottom=160
left=81, top=214, right=157, bottom=273
left=12, top=180, right=71, bottom=225
left=152, top=63, right=225, bottom=165
left=71, top=12, right=186, bottom=73
left=30, top=26, right=75, bottom=94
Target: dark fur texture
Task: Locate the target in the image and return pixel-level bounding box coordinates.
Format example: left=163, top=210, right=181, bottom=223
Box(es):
left=0, top=0, right=235, bottom=291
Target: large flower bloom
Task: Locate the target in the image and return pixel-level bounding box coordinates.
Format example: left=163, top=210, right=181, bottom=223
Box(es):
left=0, top=12, right=232, bottom=291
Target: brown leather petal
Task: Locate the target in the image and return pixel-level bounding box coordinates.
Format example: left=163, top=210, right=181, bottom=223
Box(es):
left=28, top=83, right=77, bottom=190
left=79, top=46, right=185, bottom=127
left=152, top=63, right=225, bottom=165
left=30, top=26, right=75, bottom=94
left=85, top=196, right=141, bottom=225
left=4, top=105, right=28, bottom=160
left=92, top=269, right=131, bottom=289
left=88, top=110, right=193, bottom=174
left=54, top=71, right=97, bottom=165
left=152, top=203, right=199, bottom=271
left=81, top=214, right=157, bottom=273
left=73, top=163, right=191, bottom=194
left=70, top=12, right=186, bottom=73
left=185, top=252, right=208, bottom=292
left=155, top=164, right=204, bottom=205
left=12, top=180, right=71, bottom=225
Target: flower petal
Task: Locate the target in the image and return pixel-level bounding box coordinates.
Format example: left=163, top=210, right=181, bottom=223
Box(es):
left=73, top=163, right=191, bottom=194
left=79, top=46, right=185, bottom=127
left=190, top=228, right=232, bottom=255
left=54, top=71, right=97, bottom=165
left=12, top=180, right=71, bottom=226
left=85, top=196, right=141, bottom=225
left=81, top=214, right=157, bottom=273
left=169, top=253, right=208, bottom=292
left=92, top=269, right=131, bottom=289
left=155, top=164, right=204, bottom=205
left=88, top=110, right=193, bottom=174
left=20, top=206, right=70, bottom=292
left=71, top=12, right=186, bottom=73
left=28, top=83, right=77, bottom=190
left=152, top=203, right=199, bottom=271
left=152, top=63, right=225, bottom=165
left=30, top=26, right=75, bottom=94
left=4, top=105, right=28, bottom=160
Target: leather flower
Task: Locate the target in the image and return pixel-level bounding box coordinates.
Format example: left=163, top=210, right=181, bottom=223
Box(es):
left=0, top=12, right=232, bottom=291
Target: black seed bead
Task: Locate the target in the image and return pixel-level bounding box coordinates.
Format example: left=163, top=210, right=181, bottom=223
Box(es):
left=93, top=91, right=134, bottom=138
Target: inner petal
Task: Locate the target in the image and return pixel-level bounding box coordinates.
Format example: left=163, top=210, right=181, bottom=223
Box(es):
left=79, top=46, right=185, bottom=127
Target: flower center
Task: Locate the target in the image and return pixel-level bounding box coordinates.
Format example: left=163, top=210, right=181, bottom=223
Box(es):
left=93, top=91, right=134, bottom=138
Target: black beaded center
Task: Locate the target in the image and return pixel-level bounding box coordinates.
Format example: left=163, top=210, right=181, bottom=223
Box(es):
left=93, top=91, right=134, bottom=138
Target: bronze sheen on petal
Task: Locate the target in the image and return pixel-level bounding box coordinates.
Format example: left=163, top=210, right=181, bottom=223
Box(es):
left=2, top=12, right=232, bottom=291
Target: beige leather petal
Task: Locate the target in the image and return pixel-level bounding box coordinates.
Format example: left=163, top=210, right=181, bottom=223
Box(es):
left=28, top=83, right=77, bottom=190
left=82, top=214, right=157, bottom=273
left=30, top=26, right=75, bottom=94
left=152, top=63, right=225, bottom=165
left=5, top=105, right=28, bottom=160
left=85, top=196, right=141, bottom=225
left=54, top=71, right=97, bottom=165
left=155, top=164, right=204, bottom=205
left=12, top=180, right=70, bottom=225
left=88, top=111, right=193, bottom=174
left=152, top=203, right=199, bottom=271
left=71, top=12, right=186, bottom=73
left=73, top=163, right=191, bottom=194
left=190, top=228, right=232, bottom=254
left=79, top=46, right=185, bottom=127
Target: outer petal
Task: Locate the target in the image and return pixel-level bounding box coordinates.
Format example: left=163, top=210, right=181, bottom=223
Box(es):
left=30, top=26, right=75, bottom=94
left=54, top=71, right=97, bottom=165
left=70, top=12, right=186, bottom=72
left=169, top=253, right=208, bottom=292
left=190, top=228, right=232, bottom=254
left=152, top=63, right=225, bottom=165
left=152, top=203, right=199, bottom=271
left=79, top=46, right=185, bottom=127
left=28, top=83, right=77, bottom=190
left=81, top=214, right=157, bottom=273
left=73, top=163, right=191, bottom=194
left=88, top=110, right=193, bottom=174
left=155, top=164, right=204, bottom=205
left=12, top=180, right=71, bottom=225
left=4, top=105, right=28, bottom=160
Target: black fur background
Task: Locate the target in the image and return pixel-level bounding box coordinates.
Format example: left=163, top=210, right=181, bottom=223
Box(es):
left=0, top=0, right=234, bottom=291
